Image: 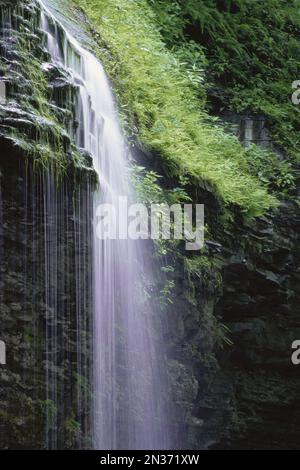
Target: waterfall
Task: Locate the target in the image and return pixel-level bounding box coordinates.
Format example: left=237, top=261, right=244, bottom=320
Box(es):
left=39, top=1, right=170, bottom=450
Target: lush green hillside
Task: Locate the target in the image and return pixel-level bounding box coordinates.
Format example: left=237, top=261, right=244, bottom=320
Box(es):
left=74, top=0, right=282, bottom=217
left=150, top=1, right=300, bottom=151
left=150, top=0, right=300, bottom=195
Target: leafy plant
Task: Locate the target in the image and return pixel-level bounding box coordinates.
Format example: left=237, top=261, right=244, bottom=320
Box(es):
left=74, top=0, right=277, bottom=217
left=150, top=0, right=300, bottom=187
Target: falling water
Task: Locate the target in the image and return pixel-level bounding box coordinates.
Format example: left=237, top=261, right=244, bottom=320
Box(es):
left=39, top=1, right=170, bottom=450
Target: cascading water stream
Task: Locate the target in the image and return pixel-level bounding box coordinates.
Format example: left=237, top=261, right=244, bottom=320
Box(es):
left=39, top=1, right=170, bottom=449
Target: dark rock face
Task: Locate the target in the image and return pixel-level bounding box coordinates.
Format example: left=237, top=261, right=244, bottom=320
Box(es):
left=0, top=162, right=94, bottom=449
left=216, top=203, right=300, bottom=449
left=0, top=0, right=94, bottom=449
left=165, top=157, right=300, bottom=448
left=167, top=201, right=300, bottom=450
left=221, top=112, right=274, bottom=149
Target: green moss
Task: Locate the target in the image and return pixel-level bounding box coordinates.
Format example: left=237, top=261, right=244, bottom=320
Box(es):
left=0, top=1, right=96, bottom=180
left=65, top=414, right=81, bottom=448
left=14, top=17, right=69, bottom=171
left=73, top=0, right=277, bottom=217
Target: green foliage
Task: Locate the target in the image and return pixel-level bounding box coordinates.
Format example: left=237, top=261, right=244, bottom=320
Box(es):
left=74, top=0, right=277, bottom=217
left=185, top=255, right=213, bottom=279
left=150, top=0, right=300, bottom=177
left=172, top=40, right=208, bottom=100
left=184, top=254, right=222, bottom=292
left=244, top=145, right=297, bottom=197
left=65, top=414, right=81, bottom=447
left=1, top=4, right=92, bottom=176
left=42, top=399, right=58, bottom=432
left=130, top=165, right=164, bottom=204
left=159, top=279, right=176, bottom=309
left=131, top=165, right=191, bottom=205
left=12, top=26, right=69, bottom=170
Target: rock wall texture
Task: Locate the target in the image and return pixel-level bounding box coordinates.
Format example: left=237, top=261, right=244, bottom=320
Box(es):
left=0, top=163, right=94, bottom=449
left=215, top=201, right=300, bottom=449
left=166, top=136, right=300, bottom=450
left=0, top=0, right=94, bottom=449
